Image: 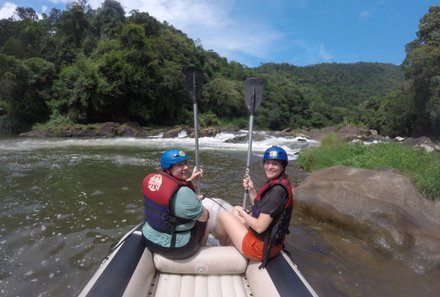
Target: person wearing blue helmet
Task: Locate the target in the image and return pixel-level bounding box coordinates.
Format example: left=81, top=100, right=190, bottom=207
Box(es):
left=141, top=148, right=209, bottom=259
left=218, top=146, right=294, bottom=268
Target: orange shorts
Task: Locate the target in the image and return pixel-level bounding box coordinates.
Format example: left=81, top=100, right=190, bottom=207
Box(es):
left=241, top=231, right=282, bottom=261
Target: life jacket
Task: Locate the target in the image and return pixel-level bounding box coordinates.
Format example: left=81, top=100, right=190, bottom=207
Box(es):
left=250, top=176, right=294, bottom=268
left=142, top=171, right=195, bottom=246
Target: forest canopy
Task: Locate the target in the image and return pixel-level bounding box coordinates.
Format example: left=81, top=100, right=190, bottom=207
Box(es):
left=0, top=1, right=439, bottom=138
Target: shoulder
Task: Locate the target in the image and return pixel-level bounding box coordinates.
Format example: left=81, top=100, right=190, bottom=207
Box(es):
left=176, top=186, right=196, bottom=197
left=269, top=184, right=288, bottom=196
left=173, top=187, right=203, bottom=217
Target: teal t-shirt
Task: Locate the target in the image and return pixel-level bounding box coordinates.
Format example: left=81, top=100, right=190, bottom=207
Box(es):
left=142, top=186, right=203, bottom=247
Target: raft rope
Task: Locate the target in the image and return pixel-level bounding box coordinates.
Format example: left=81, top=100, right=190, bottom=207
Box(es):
left=204, top=197, right=229, bottom=211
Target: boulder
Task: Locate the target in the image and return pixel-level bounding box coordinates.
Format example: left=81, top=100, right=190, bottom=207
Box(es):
left=19, top=129, right=50, bottom=137
left=163, top=126, right=187, bottom=138
left=119, top=122, right=144, bottom=137
left=192, top=127, right=222, bottom=138
left=403, top=136, right=433, bottom=146
left=295, top=165, right=440, bottom=274
left=336, top=125, right=368, bottom=141
left=98, top=122, right=119, bottom=137
left=307, top=127, right=338, bottom=140
left=224, top=132, right=267, bottom=143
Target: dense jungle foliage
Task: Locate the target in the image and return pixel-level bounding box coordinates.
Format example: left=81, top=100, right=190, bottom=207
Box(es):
left=0, top=1, right=439, bottom=138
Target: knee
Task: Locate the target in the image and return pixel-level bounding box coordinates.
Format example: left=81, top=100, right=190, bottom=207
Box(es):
left=218, top=210, right=230, bottom=224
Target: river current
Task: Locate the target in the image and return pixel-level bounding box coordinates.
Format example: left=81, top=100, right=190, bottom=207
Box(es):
left=0, top=134, right=438, bottom=297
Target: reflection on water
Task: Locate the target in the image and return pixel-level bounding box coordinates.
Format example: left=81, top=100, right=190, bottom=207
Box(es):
left=0, top=137, right=438, bottom=297
left=288, top=213, right=440, bottom=297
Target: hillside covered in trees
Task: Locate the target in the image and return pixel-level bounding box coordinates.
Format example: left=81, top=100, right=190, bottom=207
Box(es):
left=0, top=1, right=439, bottom=138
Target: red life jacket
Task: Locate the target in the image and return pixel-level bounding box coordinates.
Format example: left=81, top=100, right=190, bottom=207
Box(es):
left=142, top=171, right=194, bottom=234
left=251, top=176, right=294, bottom=268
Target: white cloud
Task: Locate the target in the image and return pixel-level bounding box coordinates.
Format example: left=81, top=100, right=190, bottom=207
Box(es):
left=318, top=43, right=332, bottom=61
left=117, top=0, right=330, bottom=66
left=48, top=0, right=70, bottom=4
left=99, top=0, right=279, bottom=64
left=112, top=0, right=234, bottom=31
left=0, top=0, right=324, bottom=66
left=0, top=2, right=17, bottom=19
left=88, top=0, right=232, bottom=28
left=282, top=39, right=332, bottom=66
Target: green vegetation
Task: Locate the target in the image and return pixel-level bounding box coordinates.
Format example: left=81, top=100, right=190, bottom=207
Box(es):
left=0, top=1, right=439, bottom=139
left=297, top=133, right=440, bottom=200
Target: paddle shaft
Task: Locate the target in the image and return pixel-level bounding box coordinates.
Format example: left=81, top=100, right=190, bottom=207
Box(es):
left=191, top=75, right=201, bottom=196
left=242, top=92, right=256, bottom=208
left=242, top=114, right=255, bottom=208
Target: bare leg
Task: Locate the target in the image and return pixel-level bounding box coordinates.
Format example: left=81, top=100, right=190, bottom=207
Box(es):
left=218, top=210, right=249, bottom=254
left=213, top=220, right=231, bottom=246
left=201, top=198, right=234, bottom=245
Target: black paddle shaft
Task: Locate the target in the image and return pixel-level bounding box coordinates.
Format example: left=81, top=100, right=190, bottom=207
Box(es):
left=243, top=77, right=264, bottom=208
left=185, top=67, right=203, bottom=195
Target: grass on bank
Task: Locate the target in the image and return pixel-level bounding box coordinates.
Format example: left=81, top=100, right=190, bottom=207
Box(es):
left=297, top=133, right=440, bottom=201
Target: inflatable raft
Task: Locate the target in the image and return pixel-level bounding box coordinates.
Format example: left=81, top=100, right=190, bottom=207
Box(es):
left=78, top=198, right=319, bottom=297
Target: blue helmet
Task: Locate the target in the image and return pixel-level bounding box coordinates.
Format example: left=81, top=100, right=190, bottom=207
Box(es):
left=263, top=146, right=288, bottom=166
left=160, top=149, right=189, bottom=169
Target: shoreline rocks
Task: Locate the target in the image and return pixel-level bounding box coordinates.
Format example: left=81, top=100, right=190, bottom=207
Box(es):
left=19, top=122, right=439, bottom=153
left=18, top=122, right=227, bottom=139
left=295, top=165, right=440, bottom=274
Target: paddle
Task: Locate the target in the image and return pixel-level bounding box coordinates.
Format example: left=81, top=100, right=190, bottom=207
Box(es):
left=242, top=77, right=264, bottom=208
left=185, top=67, right=203, bottom=195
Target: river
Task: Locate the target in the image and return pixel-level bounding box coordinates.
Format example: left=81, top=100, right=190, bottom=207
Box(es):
left=0, top=134, right=438, bottom=297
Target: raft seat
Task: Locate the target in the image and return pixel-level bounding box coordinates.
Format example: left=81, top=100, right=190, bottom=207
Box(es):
left=151, top=246, right=252, bottom=297
left=151, top=273, right=252, bottom=297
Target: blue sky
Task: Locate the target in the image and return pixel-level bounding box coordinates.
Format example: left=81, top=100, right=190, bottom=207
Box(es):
left=0, top=0, right=438, bottom=67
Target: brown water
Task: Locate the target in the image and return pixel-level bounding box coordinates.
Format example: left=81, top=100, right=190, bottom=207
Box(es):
left=0, top=137, right=438, bottom=297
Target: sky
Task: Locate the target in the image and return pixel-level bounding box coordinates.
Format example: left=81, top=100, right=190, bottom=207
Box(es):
left=0, top=0, right=438, bottom=67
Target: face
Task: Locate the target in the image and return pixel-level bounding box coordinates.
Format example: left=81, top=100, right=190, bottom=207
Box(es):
left=263, top=160, right=284, bottom=180
left=169, top=161, right=189, bottom=180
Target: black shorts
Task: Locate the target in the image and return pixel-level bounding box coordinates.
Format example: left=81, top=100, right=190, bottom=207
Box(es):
left=142, top=220, right=207, bottom=259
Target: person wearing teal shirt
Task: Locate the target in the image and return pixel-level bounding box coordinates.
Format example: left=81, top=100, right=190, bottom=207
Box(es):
left=141, top=149, right=209, bottom=259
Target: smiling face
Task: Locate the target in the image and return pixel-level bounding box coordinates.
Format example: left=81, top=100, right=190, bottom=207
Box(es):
left=168, top=160, right=189, bottom=180
left=263, top=160, right=284, bottom=180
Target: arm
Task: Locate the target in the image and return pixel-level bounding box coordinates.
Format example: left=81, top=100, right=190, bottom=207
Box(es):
left=186, top=167, right=203, bottom=182
left=186, top=167, right=204, bottom=199
left=173, top=187, right=207, bottom=222
left=237, top=185, right=286, bottom=233
left=197, top=207, right=209, bottom=222
left=243, top=175, right=257, bottom=205
left=236, top=208, right=273, bottom=233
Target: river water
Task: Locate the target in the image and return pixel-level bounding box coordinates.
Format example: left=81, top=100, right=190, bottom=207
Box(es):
left=0, top=134, right=438, bottom=297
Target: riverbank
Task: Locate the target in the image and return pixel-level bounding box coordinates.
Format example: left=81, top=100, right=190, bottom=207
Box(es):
left=15, top=122, right=379, bottom=145
left=20, top=122, right=439, bottom=146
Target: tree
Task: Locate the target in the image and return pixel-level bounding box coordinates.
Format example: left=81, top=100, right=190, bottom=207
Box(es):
left=128, top=10, right=161, bottom=37
left=402, top=6, right=440, bottom=136
left=53, top=0, right=93, bottom=64
left=202, top=78, right=244, bottom=118
left=15, top=7, right=38, bottom=21
left=95, top=0, right=125, bottom=37
left=256, top=75, right=311, bottom=130
left=51, top=55, right=101, bottom=123
left=0, top=7, right=48, bottom=59
left=0, top=54, right=54, bottom=132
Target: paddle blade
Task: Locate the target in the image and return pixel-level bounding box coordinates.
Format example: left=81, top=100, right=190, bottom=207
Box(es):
left=244, top=77, right=264, bottom=114
left=185, top=67, right=203, bottom=103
